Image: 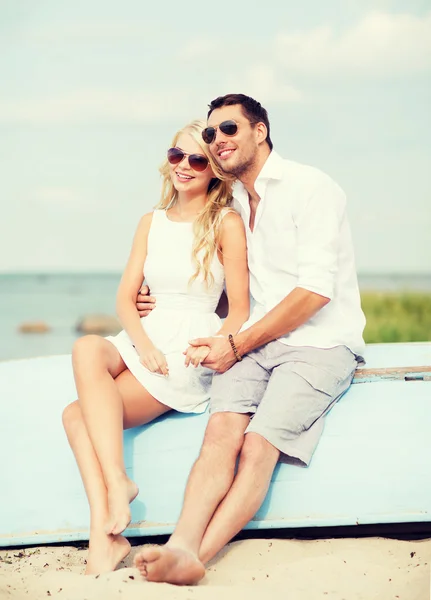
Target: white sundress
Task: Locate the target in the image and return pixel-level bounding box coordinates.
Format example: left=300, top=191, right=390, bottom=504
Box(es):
left=106, top=209, right=229, bottom=413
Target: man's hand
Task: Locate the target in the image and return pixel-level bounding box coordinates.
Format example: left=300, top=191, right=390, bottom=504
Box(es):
left=187, top=336, right=237, bottom=373
left=136, top=284, right=156, bottom=317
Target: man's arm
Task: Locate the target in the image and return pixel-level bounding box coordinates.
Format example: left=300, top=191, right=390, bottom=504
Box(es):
left=239, top=174, right=346, bottom=355
left=192, top=287, right=328, bottom=373
left=191, top=175, right=346, bottom=372
left=137, top=286, right=228, bottom=319
left=235, top=287, right=328, bottom=356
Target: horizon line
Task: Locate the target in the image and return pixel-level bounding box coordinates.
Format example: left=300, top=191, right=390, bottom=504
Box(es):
left=0, top=270, right=431, bottom=278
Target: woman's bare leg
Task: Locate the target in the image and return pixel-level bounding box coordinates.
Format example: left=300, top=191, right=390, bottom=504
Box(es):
left=72, top=335, right=136, bottom=535
left=64, top=336, right=170, bottom=573
left=63, top=400, right=130, bottom=575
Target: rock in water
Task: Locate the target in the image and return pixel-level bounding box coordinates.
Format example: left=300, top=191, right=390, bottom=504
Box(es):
left=76, top=315, right=121, bottom=335
left=18, top=321, right=51, bottom=334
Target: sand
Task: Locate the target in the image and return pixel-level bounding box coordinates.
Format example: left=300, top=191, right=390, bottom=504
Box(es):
left=0, top=536, right=429, bottom=600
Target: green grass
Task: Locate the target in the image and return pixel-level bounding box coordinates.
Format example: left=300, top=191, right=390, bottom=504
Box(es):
left=361, top=292, right=431, bottom=343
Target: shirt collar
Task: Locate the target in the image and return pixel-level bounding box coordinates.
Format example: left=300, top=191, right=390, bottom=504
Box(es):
left=232, top=150, right=283, bottom=206
left=255, top=150, right=284, bottom=182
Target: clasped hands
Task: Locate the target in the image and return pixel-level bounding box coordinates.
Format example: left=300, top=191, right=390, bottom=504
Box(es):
left=185, top=334, right=238, bottom=373
left=139, top=335, right=237, bottom=376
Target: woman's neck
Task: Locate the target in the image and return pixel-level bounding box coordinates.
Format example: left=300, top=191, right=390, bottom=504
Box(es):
left=173, top=193, right=208, bottom=220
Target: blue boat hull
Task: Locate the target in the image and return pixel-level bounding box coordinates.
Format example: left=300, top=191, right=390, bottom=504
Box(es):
left=1, top=343, right=430, bottom=547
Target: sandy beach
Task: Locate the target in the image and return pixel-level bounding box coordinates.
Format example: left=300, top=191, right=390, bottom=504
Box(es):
left=1, top=536, right=429, bottom=600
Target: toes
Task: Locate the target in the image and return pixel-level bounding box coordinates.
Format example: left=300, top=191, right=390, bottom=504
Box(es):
left=134, top=548, right=154, bottom=567
left=111, top=519, right=130, bottom=536
left=134, top=553, right=144, bottom=568
left=141, top=547, right=162, bottom=563
left=104, top=521, right=114, bottom=535
left=105, top=513, right=131, bottom=536
left=134, top=553, right=149, bottom=578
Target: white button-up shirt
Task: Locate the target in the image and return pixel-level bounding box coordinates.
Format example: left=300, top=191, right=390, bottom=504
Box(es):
left=233, top=151, right=366, bottom=359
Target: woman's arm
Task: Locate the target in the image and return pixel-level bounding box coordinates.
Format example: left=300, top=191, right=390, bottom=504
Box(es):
left=216, top=212, right=250, bottom=337
left=116, top=213, right=168, bottom=375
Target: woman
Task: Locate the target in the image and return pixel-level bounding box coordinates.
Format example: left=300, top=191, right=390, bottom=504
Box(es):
left=62, top=120, right=249, bottom=575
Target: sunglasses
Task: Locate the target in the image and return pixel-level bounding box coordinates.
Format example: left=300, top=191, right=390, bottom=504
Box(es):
left=167, top=147, right=209, bottom=172
left=202, top=119, right=256, bottom=144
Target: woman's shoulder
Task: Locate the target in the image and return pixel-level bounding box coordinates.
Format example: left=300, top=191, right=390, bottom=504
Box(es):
left=141, top=210, right=166, bottom=224
left=218, top=209, right=245, bottom=248
left=136, top=211, right=156, bottom=232
left=219, top=208, right=244, bottom=228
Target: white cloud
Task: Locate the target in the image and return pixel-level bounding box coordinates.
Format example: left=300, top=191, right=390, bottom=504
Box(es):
left=225, top=64, right=304, bottom=104
left=32, top=187, right=89, bottom=209
left=3, top=22, right=156, bottom=43
left=0, top=89, right=201, bottom=124
left=275, top=10, right=431, bottom=76
left=2, top=10, right=429, bottom=127
left=179, top=36, right=304, bottom=105
left=178, top=9, right=431, bottom=105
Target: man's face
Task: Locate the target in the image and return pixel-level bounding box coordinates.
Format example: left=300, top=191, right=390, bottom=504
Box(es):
left=206, top=104, right=259, bottom=178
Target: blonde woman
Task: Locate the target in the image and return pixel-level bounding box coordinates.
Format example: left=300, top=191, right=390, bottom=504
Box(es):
left=62, top=120, right=249, bottom=575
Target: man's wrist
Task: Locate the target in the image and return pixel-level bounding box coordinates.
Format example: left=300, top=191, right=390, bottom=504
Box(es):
left=233, top=330, right=254, bottom=358
left=228, top=334, right=242, bottom=362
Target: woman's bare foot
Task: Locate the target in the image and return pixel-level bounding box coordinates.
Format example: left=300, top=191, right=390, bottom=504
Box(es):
left=105, top=476, right=139, bottom=535
left=134, top=545, right=205, bottom=585
left=85, top=532, right=131, bottom=575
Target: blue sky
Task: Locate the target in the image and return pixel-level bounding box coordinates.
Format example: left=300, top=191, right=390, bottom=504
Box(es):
left=1, top=0, right=430, bottom=273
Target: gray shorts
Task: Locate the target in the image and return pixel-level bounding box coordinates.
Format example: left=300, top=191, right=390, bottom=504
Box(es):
left=210, top=341, right=358, bottom=466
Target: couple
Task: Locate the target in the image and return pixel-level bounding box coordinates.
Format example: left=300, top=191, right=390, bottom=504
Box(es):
left=62, top=93, right=366, bottom=585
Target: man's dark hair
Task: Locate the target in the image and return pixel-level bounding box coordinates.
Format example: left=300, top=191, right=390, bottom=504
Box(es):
left=207, top=93, right=273, bottom=151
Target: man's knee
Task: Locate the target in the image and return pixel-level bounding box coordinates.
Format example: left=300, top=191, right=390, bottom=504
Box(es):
left=240, top=432, right=279, bottom=468
left=200, top=412, right=249, bottom=459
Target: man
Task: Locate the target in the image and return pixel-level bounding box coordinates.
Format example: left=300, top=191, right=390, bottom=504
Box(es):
left=133, top=94, right=366, bottom=584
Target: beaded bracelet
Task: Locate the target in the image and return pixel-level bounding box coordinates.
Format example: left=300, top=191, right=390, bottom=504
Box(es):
left=228, top=334, right=242, bottom=362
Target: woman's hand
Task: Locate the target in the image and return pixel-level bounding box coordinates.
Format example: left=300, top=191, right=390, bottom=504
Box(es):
left=183, top=345, right=211, bottom=368
left=139, top=345, right=169, bottom=376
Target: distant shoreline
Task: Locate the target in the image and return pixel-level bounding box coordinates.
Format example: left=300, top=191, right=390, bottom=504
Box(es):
left=1, top=271, right=430, bottom=277
left=1, top=273, right=430, bottom=360
left=2, top=271, right=431, bottom=292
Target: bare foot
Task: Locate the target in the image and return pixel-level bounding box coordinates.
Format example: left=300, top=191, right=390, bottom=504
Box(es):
left=85, top=533, right=131, bottom=575
left=134, top=545, right=205, bottom=585
left=105, top=476, right=139, bottom=535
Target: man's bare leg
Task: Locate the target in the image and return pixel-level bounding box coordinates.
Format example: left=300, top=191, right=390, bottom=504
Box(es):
left=199, top=432, right=279, bottom=564
left=134, top=412, right=250, bottom=585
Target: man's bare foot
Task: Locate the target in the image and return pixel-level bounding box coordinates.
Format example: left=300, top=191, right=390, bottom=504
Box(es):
left=105, top=476, right=139, bottom=535
left=134, top=545, right=205, bottom=585
left=85, top=533, right=131, bottom=575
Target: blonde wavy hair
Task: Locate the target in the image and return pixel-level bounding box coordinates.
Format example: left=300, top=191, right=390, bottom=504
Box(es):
left=156, top=120, right=234, bottom=287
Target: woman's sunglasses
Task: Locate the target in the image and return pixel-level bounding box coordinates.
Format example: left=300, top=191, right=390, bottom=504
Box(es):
left=167, top=147, right=209, bottom=172
left=202, top=119, right=256, bottom=144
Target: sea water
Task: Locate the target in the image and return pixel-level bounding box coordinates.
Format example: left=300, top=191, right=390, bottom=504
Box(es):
left=1, top=272, right=430, bottom=361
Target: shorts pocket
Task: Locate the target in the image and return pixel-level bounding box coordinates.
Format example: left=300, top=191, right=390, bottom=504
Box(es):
left=289, top=361, right=343, bottom=398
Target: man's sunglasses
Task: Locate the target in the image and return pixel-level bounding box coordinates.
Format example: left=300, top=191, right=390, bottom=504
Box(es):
left=202, top=119, right=255, bottom=144
left=167, top=147, right=209, bottom=172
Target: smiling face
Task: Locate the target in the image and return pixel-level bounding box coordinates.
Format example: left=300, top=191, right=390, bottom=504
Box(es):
left=169, top=132, right=216, bottom=196
left=206, top=104, right=262, bottom=179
